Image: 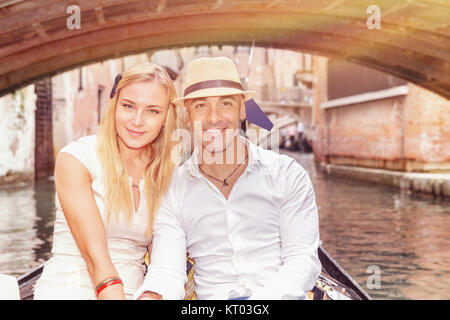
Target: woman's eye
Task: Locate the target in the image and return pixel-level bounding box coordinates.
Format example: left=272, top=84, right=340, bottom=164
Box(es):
left=147, top=109, right=160, bottom=114
left=123, top=104, right=134, bottom=109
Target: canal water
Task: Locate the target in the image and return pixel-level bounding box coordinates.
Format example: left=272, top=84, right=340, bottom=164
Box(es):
left=0, top=151, right=449, bottom=299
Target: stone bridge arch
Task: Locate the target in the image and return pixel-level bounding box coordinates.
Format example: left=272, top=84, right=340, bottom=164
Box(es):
left=0, top=0, right=449, bottom=99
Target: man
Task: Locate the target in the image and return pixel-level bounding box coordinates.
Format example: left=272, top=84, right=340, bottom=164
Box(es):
left=133, top=57, right=321, bottom=300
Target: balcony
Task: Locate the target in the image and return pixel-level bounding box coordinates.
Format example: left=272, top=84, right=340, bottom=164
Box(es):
left=250, top=85, right=314, bottom=108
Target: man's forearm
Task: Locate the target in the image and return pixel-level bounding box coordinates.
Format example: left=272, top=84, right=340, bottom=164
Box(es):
left=250, top=246, right=322, bottom=300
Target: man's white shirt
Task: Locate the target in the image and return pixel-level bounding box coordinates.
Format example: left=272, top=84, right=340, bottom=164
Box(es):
left=133, top=138, right=321, bottom=300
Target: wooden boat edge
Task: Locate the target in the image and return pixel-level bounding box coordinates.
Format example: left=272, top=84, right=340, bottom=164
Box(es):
left=17, top=245, right=371, bottom=300
left=318, top=246, right=371, bottom=300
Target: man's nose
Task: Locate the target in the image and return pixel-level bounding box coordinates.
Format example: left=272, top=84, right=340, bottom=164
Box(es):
left=206, top=105, right=219, bottom=124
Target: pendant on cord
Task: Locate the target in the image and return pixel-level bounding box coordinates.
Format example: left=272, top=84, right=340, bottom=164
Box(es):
left=223, top=179, right=228, bottom=186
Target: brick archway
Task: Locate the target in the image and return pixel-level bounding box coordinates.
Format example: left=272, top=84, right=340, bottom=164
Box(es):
left=0, top=0, right=449, bottom=99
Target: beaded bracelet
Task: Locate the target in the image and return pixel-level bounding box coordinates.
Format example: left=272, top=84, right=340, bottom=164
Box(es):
left=95, top=277, right=123, bottom=298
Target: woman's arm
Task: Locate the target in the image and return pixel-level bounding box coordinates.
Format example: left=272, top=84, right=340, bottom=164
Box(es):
left=54, top=152, right=125, bottom=300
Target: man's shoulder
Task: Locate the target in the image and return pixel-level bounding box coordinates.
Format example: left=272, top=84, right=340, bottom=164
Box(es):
left=175, top=160, right=192, bottom=179
left=165, top=161, right=192, bottom=194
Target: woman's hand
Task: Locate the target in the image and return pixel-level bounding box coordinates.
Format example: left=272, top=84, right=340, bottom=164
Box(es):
left=55, top=153, right=125, bottom=300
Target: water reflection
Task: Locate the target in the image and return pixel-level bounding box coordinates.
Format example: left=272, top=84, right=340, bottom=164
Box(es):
left=0, top=178, right=54, bottom=277
left=0, top=153, right=449, bottom=299
left=287, top=151, right=450, bottom=300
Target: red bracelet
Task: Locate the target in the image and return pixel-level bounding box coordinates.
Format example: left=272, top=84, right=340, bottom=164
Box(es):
left=95, top=279, right=123, bottom=298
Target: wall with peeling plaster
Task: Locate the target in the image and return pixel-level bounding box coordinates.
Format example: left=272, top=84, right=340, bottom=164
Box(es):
left=0, top=85, right=36, bottom=184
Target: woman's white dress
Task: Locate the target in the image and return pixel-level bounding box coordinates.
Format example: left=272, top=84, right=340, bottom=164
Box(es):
left=34, top=135, right=151, bottom=300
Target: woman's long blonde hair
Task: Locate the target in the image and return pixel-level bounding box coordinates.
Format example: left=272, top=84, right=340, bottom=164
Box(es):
left=97, top=62, right=181, bottom=237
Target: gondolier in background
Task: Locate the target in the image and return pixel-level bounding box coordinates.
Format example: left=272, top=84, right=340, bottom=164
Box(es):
left=134, top=57, right=321, bottom=300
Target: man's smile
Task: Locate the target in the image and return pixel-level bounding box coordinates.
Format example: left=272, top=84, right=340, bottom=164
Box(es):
left=203, top=128, right=226, bottom=138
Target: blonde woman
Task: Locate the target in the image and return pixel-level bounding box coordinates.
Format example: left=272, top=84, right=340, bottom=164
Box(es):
left=34, top=63, right=181, bottom=300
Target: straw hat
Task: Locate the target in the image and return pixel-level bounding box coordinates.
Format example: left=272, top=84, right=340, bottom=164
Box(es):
left=173, top=56, right=257, bottom=106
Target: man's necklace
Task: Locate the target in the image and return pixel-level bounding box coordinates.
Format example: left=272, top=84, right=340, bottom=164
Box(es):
left=198, top=154, right=248, bottom=186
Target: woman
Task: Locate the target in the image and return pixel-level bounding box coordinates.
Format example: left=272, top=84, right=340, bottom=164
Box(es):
left=34, top=63, right=181, bottom=299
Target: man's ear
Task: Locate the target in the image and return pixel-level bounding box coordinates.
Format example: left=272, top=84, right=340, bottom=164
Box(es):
left=184, top=101, right=192, bottom=127
left=239, top=95, right=246, bottom=121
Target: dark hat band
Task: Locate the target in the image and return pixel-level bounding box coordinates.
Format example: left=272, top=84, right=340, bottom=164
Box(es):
left=183, top=80, right=244, bottom=97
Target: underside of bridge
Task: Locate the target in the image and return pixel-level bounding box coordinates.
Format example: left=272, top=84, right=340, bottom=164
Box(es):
left=0, top=0, right=449, bottom=99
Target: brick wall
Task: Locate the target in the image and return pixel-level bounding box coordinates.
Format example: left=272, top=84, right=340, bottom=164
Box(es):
left=312, top=58, right=450, bottom=173
left=34, top=77, right=54, bottom=179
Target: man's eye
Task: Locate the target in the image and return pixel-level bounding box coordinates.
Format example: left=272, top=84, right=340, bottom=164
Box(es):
left=221, top=101, right=233, bottom=106
left=195, top=103, right=207, bottom=109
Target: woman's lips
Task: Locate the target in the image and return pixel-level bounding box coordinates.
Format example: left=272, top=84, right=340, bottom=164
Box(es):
left=126, top=128, right=146, bottom=137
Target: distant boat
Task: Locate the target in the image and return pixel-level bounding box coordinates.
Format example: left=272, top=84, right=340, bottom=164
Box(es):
left=17, top=245, right=370, bottom=300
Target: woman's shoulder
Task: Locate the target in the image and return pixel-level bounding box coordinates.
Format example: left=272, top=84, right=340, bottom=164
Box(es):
left=58, top=135, right=98, bottom=174
left=60, top=135, right=97, bottom=151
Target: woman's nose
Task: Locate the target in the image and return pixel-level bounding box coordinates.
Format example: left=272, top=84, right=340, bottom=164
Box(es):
left=133, top=110, right=144, bottom=126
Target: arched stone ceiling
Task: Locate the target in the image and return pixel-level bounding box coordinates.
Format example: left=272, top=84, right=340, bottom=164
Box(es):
left=0, top=0, right=449, bottom=98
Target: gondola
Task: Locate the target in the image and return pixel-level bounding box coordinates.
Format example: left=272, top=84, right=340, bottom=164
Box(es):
left=16, top=245, right=371, bottom=300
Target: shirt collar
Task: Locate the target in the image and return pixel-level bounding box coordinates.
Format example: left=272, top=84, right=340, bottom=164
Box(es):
left=186, top=136, right=262, bottom=180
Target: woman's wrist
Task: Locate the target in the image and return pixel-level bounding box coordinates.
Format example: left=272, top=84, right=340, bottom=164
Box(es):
left=95, top=276, right=124, bottom=299
left=97, top=283, right=126, bottom=300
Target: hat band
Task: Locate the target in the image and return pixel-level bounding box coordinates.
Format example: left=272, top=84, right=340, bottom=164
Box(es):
left=183, top=80, right=244, bottom=97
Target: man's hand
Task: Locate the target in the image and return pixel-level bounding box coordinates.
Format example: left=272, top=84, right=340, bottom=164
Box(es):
left=138, top=291, right=162, bottom=300
left=147, top=242, right=153, bottom=265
